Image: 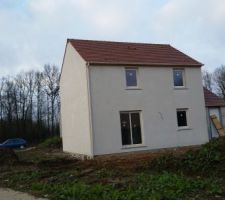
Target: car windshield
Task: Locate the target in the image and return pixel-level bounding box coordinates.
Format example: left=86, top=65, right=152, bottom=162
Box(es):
left=2, top=139, right=24, bottom=144
left=2, top=140, right=11, bottom=144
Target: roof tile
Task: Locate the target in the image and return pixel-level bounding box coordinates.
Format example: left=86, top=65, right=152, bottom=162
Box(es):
left=68, top=39, right=202, bottom=66
left=204, top=87, right=225, bottom=107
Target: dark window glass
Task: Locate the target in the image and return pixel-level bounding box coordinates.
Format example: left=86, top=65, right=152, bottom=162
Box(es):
left=173, top=70, right=184, bottom=87
left=120, top=113, right=131, bottom=145
left=177, top=110, right=187, bottom=127
left=120, top=112, right=142, bottom=146
left=126, top=69, right=137, bottom=87
left=131, top=113, right=142, bottom=144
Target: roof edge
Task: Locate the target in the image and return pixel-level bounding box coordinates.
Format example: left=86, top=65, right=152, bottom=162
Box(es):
left=168, top=44, right=203, bottom=66
left=67, top=38, right=170, bottom=46
left=88, top=62, right=203, bottom=67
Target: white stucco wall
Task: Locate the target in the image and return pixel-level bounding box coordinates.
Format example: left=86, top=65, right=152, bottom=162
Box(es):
left=60, top=43, right=93, bottom=156
left=89, top=66, right=209, bottom=155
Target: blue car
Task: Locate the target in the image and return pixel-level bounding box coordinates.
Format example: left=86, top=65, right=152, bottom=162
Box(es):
left=0, top=138, right=27, bottom=149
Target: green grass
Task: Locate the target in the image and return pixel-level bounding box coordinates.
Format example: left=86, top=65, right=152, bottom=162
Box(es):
left=2, top=171, right=223, bottom=200
left=148, top=138, right=225, bottom=175
left=29, top=172, right=223, bottom=200
left=1, top=138, right=225, bottom=199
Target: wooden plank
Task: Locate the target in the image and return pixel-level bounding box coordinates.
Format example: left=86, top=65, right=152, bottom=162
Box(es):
left=210, top=114, right=225, bottom=137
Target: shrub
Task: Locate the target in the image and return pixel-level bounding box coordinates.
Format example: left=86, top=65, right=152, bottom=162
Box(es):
left=38, top=137, right=62, bottom=149
left=148, top=138, right=225, bottom=174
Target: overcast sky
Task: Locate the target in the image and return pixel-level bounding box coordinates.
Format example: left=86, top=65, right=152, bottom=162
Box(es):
left=0, top=0, right=225, bottom=77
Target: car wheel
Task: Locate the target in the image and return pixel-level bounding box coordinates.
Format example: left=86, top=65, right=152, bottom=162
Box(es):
left=20, top=145, right=24, bottom=149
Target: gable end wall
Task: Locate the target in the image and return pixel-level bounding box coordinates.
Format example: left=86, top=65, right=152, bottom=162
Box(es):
left=60, top=42, right=93, bottom=156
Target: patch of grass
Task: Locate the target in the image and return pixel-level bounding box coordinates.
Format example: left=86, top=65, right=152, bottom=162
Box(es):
left=133, top=172, right=223, bottom=199
left=148, top=138, right=225, bottom=174
left=30, top=172, right=223, bottom=200
left=9, top=171, right=41, bottom=183
left=0, top=171, right=43, bottom=192
left=38, top=137, right=62, bottom=149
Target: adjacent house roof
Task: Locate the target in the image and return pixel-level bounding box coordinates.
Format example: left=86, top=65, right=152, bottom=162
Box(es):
left=68, top=39, right=202, bottom=66
left=204, top=87, right=225, bottom=107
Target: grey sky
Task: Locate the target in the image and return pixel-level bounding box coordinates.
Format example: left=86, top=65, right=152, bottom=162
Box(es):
left=0, top=0, right=225, bottom=76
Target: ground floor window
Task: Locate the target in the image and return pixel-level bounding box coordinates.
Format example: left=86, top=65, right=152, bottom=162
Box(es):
left=120, top=111, right=142, bottom=146
left=177, top=109, right=188, bottom=127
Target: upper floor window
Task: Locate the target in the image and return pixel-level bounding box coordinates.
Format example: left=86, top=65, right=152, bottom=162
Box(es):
left=125, top=68, right=137, bottom=88
left=173, top=69, right=185, bottom=87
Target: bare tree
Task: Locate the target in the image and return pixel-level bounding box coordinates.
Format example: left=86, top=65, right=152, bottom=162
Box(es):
left=15, top=73, right=29, bottom=121
left=2, top=78, right=15, bottom=122
left=0, top=78, right=5, bottom=122
left=0, top=65, right=60, bottom=142
left=213, top=65, right=225, bottom=99
left=25, top=71, right=36, bottom=121
left=43, top=65, right=60, bottom=135
left=202, top=70, right=213, bottom=91
left=35, top=71, right=44, bottom=125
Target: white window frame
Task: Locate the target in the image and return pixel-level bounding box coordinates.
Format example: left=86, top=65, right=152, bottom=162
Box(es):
left=176, top=108, right=189, bottom=130
left=125, top=68, right=139, bottom=89
left=173, top=68, right=185, bottom=89
left=120, top=111, right=144, bottom=148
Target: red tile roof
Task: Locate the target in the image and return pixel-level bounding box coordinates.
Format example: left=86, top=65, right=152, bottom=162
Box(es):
left=204, top=87, right=225, bottom=107
left=68, top=39, right=202, bottom=66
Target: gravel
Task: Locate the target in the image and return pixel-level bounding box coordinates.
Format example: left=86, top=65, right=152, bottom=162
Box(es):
left=0, top=188, right=48, bottom=200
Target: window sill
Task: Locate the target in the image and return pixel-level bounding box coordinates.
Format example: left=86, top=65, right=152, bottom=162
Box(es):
left=177, top=127, right=192, bottom=131
left=121, top=144, right=147, bottom=149
left=125, top=87, right=142, bottom=90
left=173, top=87, right=188, bottom=90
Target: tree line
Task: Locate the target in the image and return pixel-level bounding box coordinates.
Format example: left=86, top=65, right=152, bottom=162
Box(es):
left=202, top=65, right=225, bottom=99
left=0, top=64, right=224, bottom=143
left=0, top=65, right=60, bottom=143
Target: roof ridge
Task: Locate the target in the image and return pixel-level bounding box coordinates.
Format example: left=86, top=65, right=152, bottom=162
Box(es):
left=67, top=38, right=170, bottom=46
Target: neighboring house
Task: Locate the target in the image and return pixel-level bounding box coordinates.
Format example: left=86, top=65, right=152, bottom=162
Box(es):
left=204, top=87, right=225, bottom=139
left=59, top=39, right=209, bottom=157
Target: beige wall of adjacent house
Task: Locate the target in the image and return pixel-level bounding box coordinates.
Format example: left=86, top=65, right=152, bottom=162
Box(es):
left=59, top=43, right=93, bottom=156
left=206, top=106, right=225, bottom=138
left=89, top=66, right=209, bottom=155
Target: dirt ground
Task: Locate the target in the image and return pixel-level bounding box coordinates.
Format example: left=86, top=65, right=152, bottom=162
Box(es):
left=0, top=188, right=47, bottom=200
left=0, top=141, right=224, bottom=200
left=15, top=145, right=201, bottom=175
